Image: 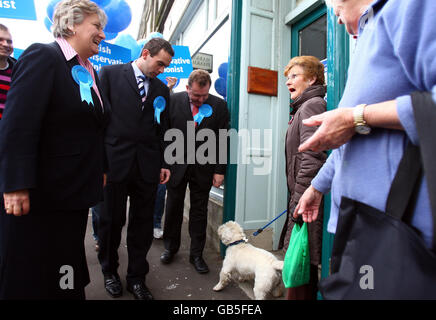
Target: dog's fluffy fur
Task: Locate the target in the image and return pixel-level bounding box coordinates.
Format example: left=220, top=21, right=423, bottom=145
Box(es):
left=213, top=221, right=284, bottom=300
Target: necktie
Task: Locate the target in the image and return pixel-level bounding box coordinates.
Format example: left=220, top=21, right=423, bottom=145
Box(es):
left=192, top=105, right=199, bottom=127
left=138, top=75, right=146, bottom=110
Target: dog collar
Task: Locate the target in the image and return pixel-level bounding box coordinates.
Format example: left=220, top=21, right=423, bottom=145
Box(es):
left=227, top=238, right=248, bottom=247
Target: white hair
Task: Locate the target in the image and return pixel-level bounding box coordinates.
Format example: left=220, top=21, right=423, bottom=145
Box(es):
left=52, top=0, right=107, bottom=38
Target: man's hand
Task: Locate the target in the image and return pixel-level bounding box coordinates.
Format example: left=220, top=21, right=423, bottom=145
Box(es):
left=4, top=189, right=30, bottom=216
left=293, top=185, right=323, bottom=223
left=212, top=174, right=224, bottom=188
left=298, top=108, right=355, bottom=152
left=160, top=168, right=171, bottom=184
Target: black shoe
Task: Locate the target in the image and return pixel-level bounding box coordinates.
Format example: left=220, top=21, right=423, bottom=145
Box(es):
left=127, top=282, right=154, bottom=300
left=189, top=256, right=209, bottom=274
left=160, top=250, right=175, bottom=264
left=104, top=274, right=122, bottom=298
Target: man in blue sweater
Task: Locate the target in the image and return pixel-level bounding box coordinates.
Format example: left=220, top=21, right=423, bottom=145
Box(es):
left=294, top=0, right=436, bottom=248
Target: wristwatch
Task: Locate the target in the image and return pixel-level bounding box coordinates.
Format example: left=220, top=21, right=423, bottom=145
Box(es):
left=353, top=104, right=371, bottom=135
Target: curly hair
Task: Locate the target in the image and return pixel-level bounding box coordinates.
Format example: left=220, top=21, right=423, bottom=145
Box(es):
left=52, top=0, right=107, bottom=38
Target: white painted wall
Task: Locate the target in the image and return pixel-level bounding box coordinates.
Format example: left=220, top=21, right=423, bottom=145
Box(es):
left=164, top=0, right=231, bottom=97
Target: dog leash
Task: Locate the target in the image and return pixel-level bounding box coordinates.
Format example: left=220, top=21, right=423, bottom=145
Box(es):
left=252, top=209, right=287, bottom=236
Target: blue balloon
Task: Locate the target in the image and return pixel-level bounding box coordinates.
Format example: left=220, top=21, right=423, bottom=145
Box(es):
left=114, top=34, right=139, bottom=60
left=104, top=31, right=118, bottom=41
left=91, top=0, right=111, bottom=7
left=218, top=62, right=228, bottom=79
left=104, top=0, right=132, bottom=33
left=131, top=45, right=142, bottom=61
left=47, top=0, right=62, bottom=20
left=214, top=77, right=227, bottom=98
left=44, top=16, right=53, bottom=33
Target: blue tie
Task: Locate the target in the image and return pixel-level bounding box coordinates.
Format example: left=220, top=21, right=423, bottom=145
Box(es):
left=138, top=75, right=146, bottom=110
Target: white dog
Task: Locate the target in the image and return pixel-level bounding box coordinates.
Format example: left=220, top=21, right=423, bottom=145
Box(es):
left=213, top=221, right=284, bottom=300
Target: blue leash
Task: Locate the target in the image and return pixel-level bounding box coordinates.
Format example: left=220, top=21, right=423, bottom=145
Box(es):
left=252, top=209, right=287, bottom=236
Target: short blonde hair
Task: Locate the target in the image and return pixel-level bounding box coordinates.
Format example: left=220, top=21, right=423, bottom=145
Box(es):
left=284, top=55, right=325, bottom=86
left=52, top=0, right=107, bottom=38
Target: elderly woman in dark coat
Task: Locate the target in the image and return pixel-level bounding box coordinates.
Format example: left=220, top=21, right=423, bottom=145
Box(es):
left=279, top=56, right=327, bottom=300
left=0, top=0, right=107, bottom=299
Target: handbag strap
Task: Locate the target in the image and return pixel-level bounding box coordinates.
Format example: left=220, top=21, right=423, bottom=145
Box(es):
left=411, top=91, right=436, bottom=251
left=385, top=143, right=422, bottom=221
left=386, top=92, right=436, bottom=251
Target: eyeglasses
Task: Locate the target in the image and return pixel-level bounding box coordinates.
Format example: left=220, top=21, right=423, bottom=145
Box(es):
left=287, top=73, right=304, bottom=81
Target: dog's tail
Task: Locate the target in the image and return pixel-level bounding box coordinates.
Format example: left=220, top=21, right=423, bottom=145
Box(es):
left=273, top=260, right=284, bottom=271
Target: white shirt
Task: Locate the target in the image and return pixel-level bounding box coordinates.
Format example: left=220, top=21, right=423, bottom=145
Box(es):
left=132, top=61, right=149, bottom=96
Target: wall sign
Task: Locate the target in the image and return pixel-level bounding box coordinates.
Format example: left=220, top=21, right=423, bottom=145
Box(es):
left=247, top=66, right=278, bottom=97
left=192, top=52, right=213, bottom=73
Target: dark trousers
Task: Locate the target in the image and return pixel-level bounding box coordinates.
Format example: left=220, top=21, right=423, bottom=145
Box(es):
left=164, top=166, right=212, bottom=257
left=0, top=207, right=89, bottom=300
left=97, top=160, right=157, bottom=285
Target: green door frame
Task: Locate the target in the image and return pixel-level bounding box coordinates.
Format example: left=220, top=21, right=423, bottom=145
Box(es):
left=221, top=0, right=242, bottom=256
left=321, top=6, right=350, bottom=281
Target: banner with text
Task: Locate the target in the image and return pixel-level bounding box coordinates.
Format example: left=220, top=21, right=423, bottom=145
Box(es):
left=90, top=41, right=131, bottom=73
left=0, top=0, right=36, bottom=21
left=157, top=45, right=193, bottom=81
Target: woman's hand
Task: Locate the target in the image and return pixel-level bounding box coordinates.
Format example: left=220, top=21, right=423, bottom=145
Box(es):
left=293, top=185, right=323, bottom=223
left=4, top=189, right=30, bottom=216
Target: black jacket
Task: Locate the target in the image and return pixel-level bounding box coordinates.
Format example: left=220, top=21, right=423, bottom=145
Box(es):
left=99, top=62, right=170, bottom=183
left=166, top=91, right=229, bottom=188
left=0, top=42, right=107, bottom=211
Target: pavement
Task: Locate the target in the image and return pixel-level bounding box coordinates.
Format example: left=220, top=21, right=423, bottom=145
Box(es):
left=84, top=212, right=252, bottom=301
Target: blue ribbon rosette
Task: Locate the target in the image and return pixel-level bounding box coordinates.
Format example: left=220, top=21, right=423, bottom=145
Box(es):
left=153, top=96, right=166, bottom=124
left=72, top=65, right=94, bottom=107
left=194, top=104, right=213, bottom=126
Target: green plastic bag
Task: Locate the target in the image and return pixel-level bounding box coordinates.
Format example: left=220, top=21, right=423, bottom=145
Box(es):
left=282, top=222, right=310, bottom=288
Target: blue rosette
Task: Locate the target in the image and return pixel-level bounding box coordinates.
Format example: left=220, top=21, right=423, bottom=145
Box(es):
left=153, top=96, right=166, bottom=124
left=194, top=104, right=213, bottom=126
left=72, top=65, right=94, bottom=107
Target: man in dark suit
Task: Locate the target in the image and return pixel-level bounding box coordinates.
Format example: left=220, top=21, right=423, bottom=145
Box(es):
left=160, top=69, right=229, bottom=273
left=97, top=38, right=174, bottom=300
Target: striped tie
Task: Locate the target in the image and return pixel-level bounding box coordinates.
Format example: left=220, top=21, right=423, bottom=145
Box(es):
left=138, top=75, right=146, bottom=110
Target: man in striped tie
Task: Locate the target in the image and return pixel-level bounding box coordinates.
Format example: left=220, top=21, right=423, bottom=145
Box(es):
left=97, top=38, right=174, bottom=300
left=0, top=24, right=15, bottom=120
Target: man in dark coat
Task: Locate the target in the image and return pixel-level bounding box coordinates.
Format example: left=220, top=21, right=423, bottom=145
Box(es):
left=97, top=38, right=174, bottom=300
left=160, top=69, right=230, bottom=273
